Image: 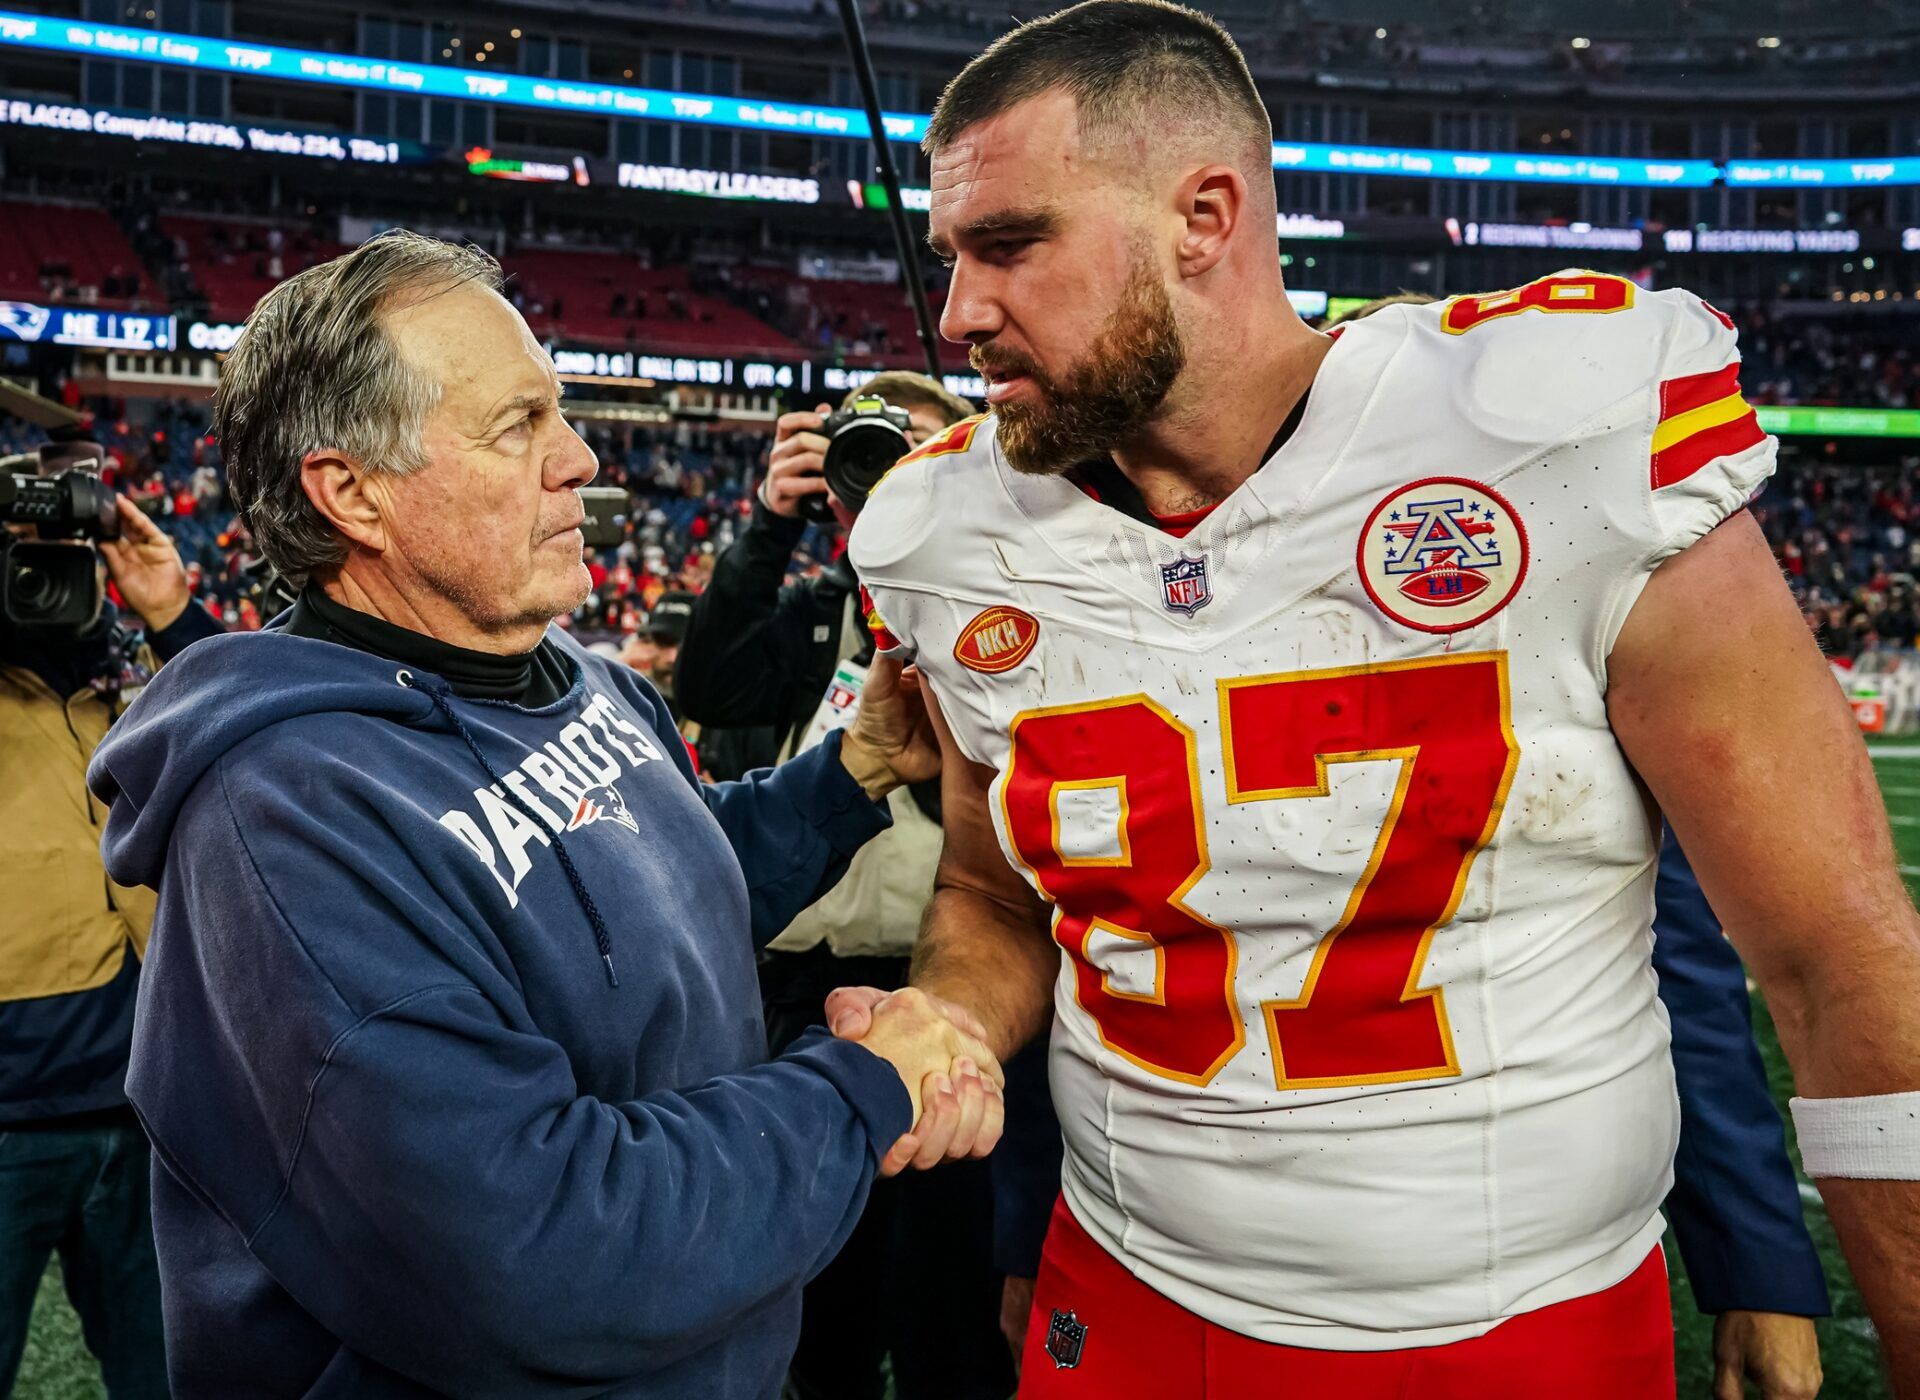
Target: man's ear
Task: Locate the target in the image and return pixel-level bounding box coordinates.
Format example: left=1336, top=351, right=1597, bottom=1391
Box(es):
left=300, top=449, right=389, bottom=555
left=1174, top=163, right=1247, bottom=280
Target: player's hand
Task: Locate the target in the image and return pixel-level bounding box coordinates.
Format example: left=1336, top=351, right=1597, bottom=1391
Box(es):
left=830, top=986, right=1005, bottom=1175
left=99, top=493, right=191, bottom=633
left=760, top=403, right=832, bottom=518
left=1002, top=1275, right=1036, bottom=1370
left=827, top=983, right=993, bottom=1046
left=1712, top=1310, right=1822, bottom=1400
left=839, top=655, right=940, bottom=798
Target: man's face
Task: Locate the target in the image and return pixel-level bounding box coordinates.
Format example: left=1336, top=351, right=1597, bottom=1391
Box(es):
left=372, top=283, right=598, bottom=637
left=644, top=635, right=679, bottom=691
left=905, top=404, right=955, bottom=447
left=931, top=89, right=1186, bottom=477
left=619, top=631, right=659, bottom=673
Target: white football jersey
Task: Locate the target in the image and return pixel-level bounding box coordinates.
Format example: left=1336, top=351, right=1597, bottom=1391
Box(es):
left=850, top=273, right=1775, bottom=1350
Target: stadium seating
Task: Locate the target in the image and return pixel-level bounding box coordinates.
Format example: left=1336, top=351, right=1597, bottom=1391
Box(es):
left=501, top=250, right=805, bottom=357
left=0, top=199, right=157, bottom=310
left=158, top=215, right=348, bottom=323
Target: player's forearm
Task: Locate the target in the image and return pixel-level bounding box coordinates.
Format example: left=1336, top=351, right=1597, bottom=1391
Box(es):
left=1821, top=1180, right=1920, bottom=1394
left=1761, top=917, right=1920, bottom=1394
left=911, top=883, right=1057, bottom=1062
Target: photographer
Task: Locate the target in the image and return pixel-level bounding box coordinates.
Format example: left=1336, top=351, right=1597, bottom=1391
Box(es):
left=676, top=375, right=1013, bottom=1400
left=1, top=437, right=222, bottom=1397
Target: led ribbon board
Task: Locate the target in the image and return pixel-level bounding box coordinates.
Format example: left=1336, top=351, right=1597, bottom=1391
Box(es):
left=6, top=10, right=1914, bottom=187
left=1756, top=407, right=1920, bottom=438
left=0, top=301, right=176, bottom=350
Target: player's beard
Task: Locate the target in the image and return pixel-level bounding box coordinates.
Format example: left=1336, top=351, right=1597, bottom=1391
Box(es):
left=975, top=246, right=1186, bottom=478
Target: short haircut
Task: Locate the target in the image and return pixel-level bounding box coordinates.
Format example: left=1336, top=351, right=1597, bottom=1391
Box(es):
left=924, top=0, right=1271, bottom=174
left=215, top=229, right=503, bottom=586
left=1325, top=292, right=1437, bottom=327
left=841, top=371, right=976, bottom=426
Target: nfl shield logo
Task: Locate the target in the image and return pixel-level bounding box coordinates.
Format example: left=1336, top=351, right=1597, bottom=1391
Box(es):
left=1045, top=1309, right=1088, bottom=1369
left=1159, top=554, right=1212, bottom=616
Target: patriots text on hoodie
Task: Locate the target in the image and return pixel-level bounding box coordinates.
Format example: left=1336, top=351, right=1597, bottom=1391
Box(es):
left=87, top=621, right=910, bottom=1399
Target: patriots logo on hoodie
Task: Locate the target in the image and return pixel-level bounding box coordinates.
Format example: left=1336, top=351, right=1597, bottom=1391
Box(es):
left=567, top=782, right=640, bottom=835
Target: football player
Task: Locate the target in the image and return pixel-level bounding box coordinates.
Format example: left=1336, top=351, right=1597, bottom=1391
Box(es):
left=832, top=2, right=1920, bottom=1395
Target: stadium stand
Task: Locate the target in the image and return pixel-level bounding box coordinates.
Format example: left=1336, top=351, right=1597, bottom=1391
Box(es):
left=0, top=198, right=158, bottom=311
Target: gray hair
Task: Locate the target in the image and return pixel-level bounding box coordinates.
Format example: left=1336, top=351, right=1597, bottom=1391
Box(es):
left=214, top=229, right=504, bottom=586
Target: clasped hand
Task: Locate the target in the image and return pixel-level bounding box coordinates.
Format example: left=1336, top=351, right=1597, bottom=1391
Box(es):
left=827, top=985, right=1005, bottom=1177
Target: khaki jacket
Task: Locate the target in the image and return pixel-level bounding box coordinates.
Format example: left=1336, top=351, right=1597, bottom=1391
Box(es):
left=0, top=664, right=156, bottom=1003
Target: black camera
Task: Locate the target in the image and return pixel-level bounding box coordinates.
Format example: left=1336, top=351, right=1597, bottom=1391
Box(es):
left=577, top=486, right=631, bottom=549
left=0, top=446, right=121, bottom=634
left=802, top=395, right=914, bottom=523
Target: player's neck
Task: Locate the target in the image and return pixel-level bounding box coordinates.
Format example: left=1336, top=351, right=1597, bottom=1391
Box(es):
left=1109, top=318, right=1334, bottom=518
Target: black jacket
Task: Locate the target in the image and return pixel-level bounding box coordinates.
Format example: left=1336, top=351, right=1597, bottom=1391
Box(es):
left=679, top=498, right=941, bottom=822
left=676, top=496, right=864, bottom=765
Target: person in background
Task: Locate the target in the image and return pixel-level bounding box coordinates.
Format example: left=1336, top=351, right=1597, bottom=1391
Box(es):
left=1, top=440, right=224, bottom=1399
left=677, top=373, right=1014, bottom=1400
left=635, top=589, right=693, bottom=722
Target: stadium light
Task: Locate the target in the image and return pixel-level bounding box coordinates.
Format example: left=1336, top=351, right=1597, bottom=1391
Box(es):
left=1571, top=37, right=1590, bottom=49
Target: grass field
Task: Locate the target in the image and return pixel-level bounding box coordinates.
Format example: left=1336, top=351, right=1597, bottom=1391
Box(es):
left=18, top=741, right=1920, bottom=1399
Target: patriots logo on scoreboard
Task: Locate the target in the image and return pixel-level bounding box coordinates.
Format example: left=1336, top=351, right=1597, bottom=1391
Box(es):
left=1159, top=553, right=1212, bottom=616
left=567, top=781, right=640, bottom=835
left=1044, top=1309, right=1088, bottom=1370
left=1358, top=477, right=1529, bottom=635
left=0, top=302, right=52, bottom=344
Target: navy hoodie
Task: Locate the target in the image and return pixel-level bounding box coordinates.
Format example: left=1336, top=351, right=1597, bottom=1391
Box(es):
left=87, top=621, right=911, bottom=1399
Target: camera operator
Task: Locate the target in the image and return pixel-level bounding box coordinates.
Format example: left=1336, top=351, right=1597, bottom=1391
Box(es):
left=1, top=437, right=222, bottom=1397
left=675, top=374, right=1011, bottom=1400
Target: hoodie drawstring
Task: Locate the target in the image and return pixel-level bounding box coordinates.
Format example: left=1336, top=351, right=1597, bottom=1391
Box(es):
left=403, top=673, right=620, bottom=989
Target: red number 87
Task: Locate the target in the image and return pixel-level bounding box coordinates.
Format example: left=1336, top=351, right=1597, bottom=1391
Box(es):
left=1000, top=654, right=1517, bottom=1090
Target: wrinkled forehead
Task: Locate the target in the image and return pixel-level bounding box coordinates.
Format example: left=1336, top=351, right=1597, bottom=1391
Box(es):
left=383, top=282, right=555, bottom=411
left=928, top=89, right=1102, bottom=244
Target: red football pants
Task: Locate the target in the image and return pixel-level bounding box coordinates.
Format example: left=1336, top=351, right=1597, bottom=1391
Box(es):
left=1018, top=1199, right=1674, bottom=1399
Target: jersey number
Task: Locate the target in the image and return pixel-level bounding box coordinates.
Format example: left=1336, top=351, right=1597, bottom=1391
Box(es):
left=1441, top=272, right=1634, bottom=335
left=1001, top=654, right=1517, bottom=1089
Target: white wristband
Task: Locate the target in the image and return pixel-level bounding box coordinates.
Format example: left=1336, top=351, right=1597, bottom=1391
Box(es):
left=1790, top=1092, right=1920, bottom=1180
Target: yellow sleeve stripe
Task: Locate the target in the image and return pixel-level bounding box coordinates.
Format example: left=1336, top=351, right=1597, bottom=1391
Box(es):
left=1650, top=390, right=1752, bottom=456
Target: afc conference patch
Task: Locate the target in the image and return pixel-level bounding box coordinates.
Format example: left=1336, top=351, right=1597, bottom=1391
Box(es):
left=1159, top=553, right=1212, bottom=616
left=1044, top=1309, right=1088, bottom=1369
left=1358, top=476, right=1529, bottom=635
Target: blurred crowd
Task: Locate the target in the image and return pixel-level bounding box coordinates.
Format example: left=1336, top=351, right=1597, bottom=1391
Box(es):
left=1738, top=313, right=1920, bottom=411
left=0, top=406, right=834, bottom=639
left=3, top=317, right=1915, bottom=661
left=1755, top=462, right=1920, bottom=660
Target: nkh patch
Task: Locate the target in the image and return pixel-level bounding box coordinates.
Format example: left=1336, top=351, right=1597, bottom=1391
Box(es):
left=1159, top=554, right=1212, bottom=616
left=1358, top=476, right=1529, bottom=635
left=1045, top=1309, right=1088, bottom=1370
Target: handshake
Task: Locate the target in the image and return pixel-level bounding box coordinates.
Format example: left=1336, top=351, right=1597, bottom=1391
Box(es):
left=827, top=985, right=1006, bottom=1178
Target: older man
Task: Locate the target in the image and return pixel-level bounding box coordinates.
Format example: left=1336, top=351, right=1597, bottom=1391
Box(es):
left=86, top=230, right=1001, bottom=1399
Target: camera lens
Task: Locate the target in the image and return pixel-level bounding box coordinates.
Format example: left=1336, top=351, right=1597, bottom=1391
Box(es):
left=818, top=416, right=912, bottom=520
left=13, top=563, right=57, bottom=616
left=3, top=541, right=97, bottom=631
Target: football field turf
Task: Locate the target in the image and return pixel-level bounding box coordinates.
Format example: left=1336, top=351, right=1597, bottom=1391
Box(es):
left=17, top=746, right=1920, bottom=1399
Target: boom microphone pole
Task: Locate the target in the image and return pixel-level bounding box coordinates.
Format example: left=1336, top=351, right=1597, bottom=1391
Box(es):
left=833, top=0, right=944, bottom=380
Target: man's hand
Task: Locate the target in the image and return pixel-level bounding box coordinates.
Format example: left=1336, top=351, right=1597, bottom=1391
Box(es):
left=99, top=494, right=192, bottom=632
left=1001, top=1275, right=1036, bottom=1370
left=831, top=985, right=1005, bottom=1176
left=1712, top=1310, right=1822, bottom=1400
left=760, top=404, right=833, bottom=518
left=839, top=655, right=941, bottom=800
